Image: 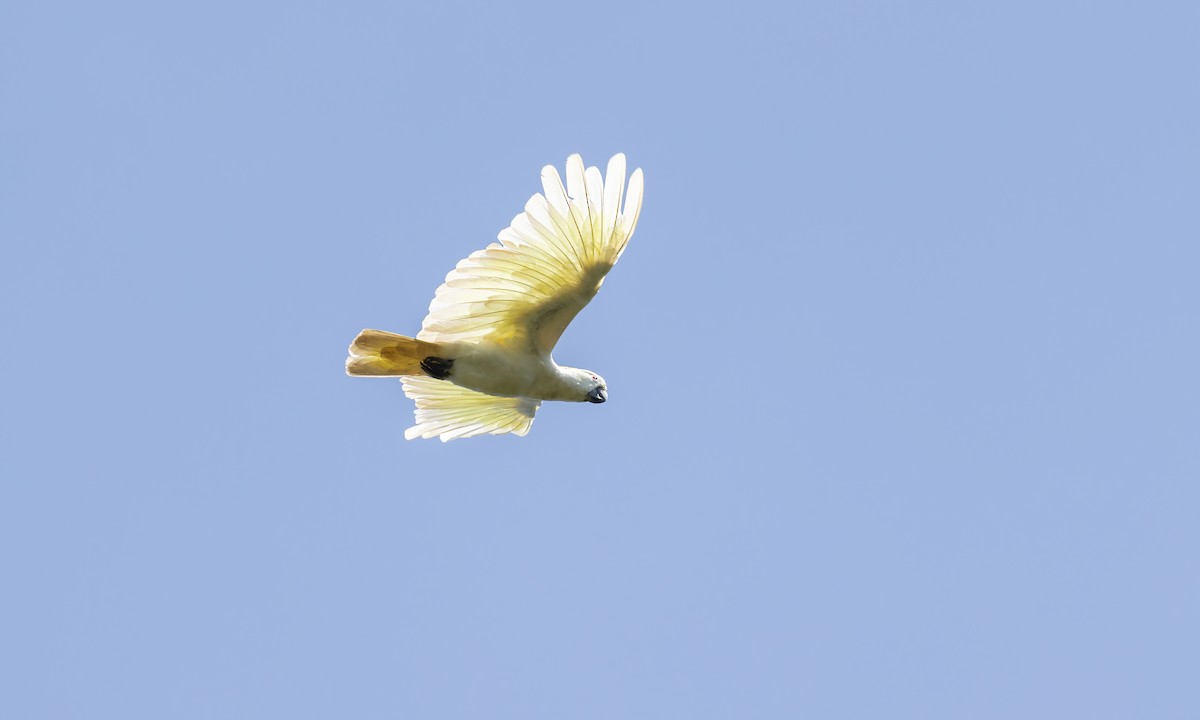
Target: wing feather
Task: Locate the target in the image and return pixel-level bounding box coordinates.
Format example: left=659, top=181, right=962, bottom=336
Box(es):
left=416, top=154, right=644, bottom=355
left=584, top=166, right=604, bottom=255
left=601, top=154, right=626, bottom=258
left=540, top=166, right=583, bottom=251
left=402, top=376, right=540, bottom=441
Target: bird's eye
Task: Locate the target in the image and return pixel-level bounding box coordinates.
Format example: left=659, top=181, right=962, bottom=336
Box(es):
left=590, top=374, right=598, bottom=380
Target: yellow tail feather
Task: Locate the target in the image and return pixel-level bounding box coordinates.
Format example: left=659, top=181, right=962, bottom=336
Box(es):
left=346, top=329, right=441, bottom=377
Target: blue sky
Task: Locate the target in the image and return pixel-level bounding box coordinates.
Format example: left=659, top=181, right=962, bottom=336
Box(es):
left=3, top=1, right=1198, bottom=717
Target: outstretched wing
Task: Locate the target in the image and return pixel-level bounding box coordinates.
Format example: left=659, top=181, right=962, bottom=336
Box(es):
left=402, top=376, right=540, bottom=441
left=416, top=153, right=644, bottom=355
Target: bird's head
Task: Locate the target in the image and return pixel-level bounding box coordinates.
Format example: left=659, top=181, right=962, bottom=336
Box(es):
left=563, top=368, right=607, bottom=404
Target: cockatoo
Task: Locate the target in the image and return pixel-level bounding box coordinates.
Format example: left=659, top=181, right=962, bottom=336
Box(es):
left=346, top=153, right=644, bottom=441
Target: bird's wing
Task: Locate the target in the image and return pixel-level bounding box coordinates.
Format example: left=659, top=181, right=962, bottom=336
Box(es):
left=415, top=153, right=644, bottom=355
left=402, top=376, right=541, bottom=441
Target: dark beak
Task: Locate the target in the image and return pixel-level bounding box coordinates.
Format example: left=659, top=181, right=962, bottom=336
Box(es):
left=587, top=387, right=607, bottom=404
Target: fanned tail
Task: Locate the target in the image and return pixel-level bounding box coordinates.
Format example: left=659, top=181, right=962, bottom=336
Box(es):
left=345, top=329, right=441, bottom=377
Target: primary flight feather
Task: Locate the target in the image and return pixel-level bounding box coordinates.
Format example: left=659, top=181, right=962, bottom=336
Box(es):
left=346, top=153, right=645, bottom=441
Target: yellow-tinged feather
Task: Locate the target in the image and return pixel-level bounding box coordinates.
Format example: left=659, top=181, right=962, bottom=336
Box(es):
left=401, top=376, right=539, bottom=441
left=416, top=153, right=644, bottom=355
left=346, top=329, right=440, bottom=377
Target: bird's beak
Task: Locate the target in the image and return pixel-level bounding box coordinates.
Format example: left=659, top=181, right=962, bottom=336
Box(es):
left=587, top=387, right=607, bottom=404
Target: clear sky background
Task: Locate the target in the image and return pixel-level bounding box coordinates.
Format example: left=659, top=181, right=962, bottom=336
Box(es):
left=3, top=1, right=1198, bottom=717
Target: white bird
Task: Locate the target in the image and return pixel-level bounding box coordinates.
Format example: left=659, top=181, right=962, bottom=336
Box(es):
left=346, top=153, right=645, bottom=441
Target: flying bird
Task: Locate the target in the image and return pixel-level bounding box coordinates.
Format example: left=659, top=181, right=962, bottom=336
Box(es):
left=346, top=153, right=645, bottom=441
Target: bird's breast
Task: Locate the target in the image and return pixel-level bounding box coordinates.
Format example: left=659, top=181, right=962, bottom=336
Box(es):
left=446, top=344, right=554, bottom=399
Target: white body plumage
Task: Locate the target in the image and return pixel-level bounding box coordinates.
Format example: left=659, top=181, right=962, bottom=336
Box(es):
left=438, top=342, right=603, bottom=403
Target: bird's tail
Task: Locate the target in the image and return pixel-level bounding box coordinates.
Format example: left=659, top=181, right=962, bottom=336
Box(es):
left=346, top=329, right=441, bottom=377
